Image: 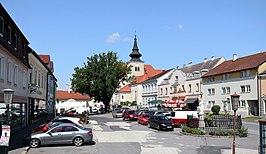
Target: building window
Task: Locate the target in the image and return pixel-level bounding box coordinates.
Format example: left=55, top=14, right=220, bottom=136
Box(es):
left=208, top=88, right=215, bottom=95
left=160, top=88, right=163, bottom=96
left=165, top=88, right=168, bottom=95
left=22, top=70, right=26, bottom=88
left=240, top=70, right=250, bottom=78
left=222, top=87, right=226, bottom=94
left=14, top=64, right=18, bottom=85
left=121, top=95, right=124, bottom=99
left=0, top=54, right=4, bottom=80
left=7, top=60, right=12, bottom=83
left=29, top=65, right=33, bottom=84
left=188, top=84, right=192, bottom=93
left=34, top=69, right=37, bottom=84
left=238, top=100, right=246, bottom=108
left=38, top=71, right=41, bottom=86
left=240, top=85, right=251, bottom=93
left=0, top=17, right=4, bottom=37
left=196, top=83, right=199, bottom=92
left=221, top=73, right=230, bottom=80
left=7, top=26, right=12, bottom=44
left=246, top=85, right=251, bottom=93
left=222, top=87, right=230, bottom=94
left=135, top=67, right=140, bottom=71
left=208, top=101, right=215, bottom=109
left=14, top=34, right=18, bottom=50
left=207, top=76, right=215, bottom=82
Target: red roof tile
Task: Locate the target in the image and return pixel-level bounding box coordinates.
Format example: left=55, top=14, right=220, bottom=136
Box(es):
left=38, top=55, right=50, bottom=64
left=133, top=64, right=164, bottom=83
left=203, top=52, right=266, bottom=77
left=118, top=85, right=131, bottom=92
left=56, top=90, right=91, bottom=101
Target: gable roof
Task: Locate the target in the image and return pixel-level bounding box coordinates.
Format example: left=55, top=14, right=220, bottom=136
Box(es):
left=203, top=52, right=266, bottom=77
left=38, top=55, right=50, bottom=64
left=118, top=85, right=131, bottom=93
left=133, top=64, right=164, bottom=84
left=142, top=69, right=173, bottom=83
left=56, top=90, right=91, bottom=101
left=181, top=57, right=223, bottom=73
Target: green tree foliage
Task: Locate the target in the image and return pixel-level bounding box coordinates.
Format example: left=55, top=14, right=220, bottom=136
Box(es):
left=71, top=51, right=132, bottom=112
left=211, top=105, right=221, bottom=115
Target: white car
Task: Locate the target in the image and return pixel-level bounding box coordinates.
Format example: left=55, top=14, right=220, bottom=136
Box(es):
left=55, top=116, right=84, bottom=126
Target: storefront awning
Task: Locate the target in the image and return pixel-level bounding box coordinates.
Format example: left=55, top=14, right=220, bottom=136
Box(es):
left=184, top=98, right=198, bottom=104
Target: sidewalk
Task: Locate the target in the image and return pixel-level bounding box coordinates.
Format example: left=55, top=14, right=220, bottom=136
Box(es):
left=7, top=117, right=48, bottom=154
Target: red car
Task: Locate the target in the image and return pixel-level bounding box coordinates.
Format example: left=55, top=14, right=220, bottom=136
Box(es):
left=122, top=110, right=138, bottom=121
left=138, top=113, right=150, bottom=125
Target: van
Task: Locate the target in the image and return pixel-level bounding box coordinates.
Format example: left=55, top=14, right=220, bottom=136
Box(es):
left=168, top=110, right=199, bottom=128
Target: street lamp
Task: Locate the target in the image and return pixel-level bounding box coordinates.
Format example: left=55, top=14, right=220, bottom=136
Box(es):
left=2, top=89, right=14, bottom=124
left=231, top=92, right=240, bottom=154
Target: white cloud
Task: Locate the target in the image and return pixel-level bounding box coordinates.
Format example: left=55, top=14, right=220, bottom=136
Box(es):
left=177, top=24, right=183, bottom=30
left=106, top=32, right=120, bottom=43
left=123, top=36, right=131, bottom=42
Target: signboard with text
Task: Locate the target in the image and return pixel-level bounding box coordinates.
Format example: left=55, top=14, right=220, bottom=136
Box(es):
left=0, top=125, right=10, bottom=146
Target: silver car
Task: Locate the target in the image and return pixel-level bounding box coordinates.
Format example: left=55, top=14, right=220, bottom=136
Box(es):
left=29, top=123, right=93, bottom=148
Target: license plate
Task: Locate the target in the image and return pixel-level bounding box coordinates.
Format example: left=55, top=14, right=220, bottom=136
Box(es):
left=167, top=126, right=172, bottom=128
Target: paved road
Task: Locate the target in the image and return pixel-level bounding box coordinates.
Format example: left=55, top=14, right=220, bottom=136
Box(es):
left=27, top=114, right=258, bottom=154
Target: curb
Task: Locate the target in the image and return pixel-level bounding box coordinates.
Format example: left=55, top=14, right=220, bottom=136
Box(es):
left=21, top=146, right=30, bottom=154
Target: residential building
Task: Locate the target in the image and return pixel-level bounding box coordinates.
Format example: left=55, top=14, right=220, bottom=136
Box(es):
left=259, top=70, right=266, bottom=115
left=202, top=52, right=266, bottom=116
left=0, top=4, right=31, bottom=131
left=56, top=90, right=93, bottom=114
left=39, top=55, right=57, bottom=118
left=28, top=48, right=49, bottom=121
left=182, top=57, right=225, bottom=110
left=142, top=69, right=174, bottom=106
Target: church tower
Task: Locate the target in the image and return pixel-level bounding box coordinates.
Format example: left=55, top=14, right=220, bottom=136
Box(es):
left=128, top=33, right=144, bottom=76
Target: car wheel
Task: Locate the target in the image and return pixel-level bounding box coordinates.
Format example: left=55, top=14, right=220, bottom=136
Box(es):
left=73, top=137, right=84, bottom=146
left=30, top=138, right=40, bottom=148
left=178, top=122, right=185, bottom=128
left=157, top=125, right=161, bottom=131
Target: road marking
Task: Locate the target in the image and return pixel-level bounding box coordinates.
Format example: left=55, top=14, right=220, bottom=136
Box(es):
left=95, top=131, right=151, bottom=142
left=141, top=144, right=182, bottom=154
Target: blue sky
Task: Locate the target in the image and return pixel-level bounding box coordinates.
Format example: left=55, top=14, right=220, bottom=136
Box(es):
left=1, top=0, right=266, bottom=90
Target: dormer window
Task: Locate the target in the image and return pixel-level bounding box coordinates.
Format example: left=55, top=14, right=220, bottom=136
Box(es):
left=0, top=17, right=4, bottom=37
left=221, top=73, right=230, bottom=80
left=207, top=76, right=215, bottom=82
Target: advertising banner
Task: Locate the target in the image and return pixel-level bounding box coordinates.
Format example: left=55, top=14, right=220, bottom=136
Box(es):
left=0, top=125, right=11, bottom=146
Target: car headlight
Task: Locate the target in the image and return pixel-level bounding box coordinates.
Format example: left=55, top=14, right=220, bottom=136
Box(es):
left=161, top=124, right=166, bottom=127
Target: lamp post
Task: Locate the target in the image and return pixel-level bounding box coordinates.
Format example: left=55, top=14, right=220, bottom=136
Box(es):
left=2, top=89, right=14, bottom=124
left=231, top=92, right=240, bottom=154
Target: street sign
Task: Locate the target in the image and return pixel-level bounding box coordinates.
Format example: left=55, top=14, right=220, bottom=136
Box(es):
left=0, top=125, right=10, bottom=146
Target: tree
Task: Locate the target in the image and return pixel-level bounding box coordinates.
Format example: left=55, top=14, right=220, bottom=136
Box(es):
left=211, top=105, right=221, bottom=115
left=71, top=51, right=132, bottom=112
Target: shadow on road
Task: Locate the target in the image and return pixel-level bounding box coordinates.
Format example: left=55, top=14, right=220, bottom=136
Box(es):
left=197, top=145, right=231, bottom=154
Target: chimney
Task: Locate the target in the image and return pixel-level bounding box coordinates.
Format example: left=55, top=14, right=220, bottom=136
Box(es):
left=188, top=62, right=192, bottom=67
left=204, top=58, right=208, bottom=62
left=211, top=56, right=215, bottom=60
left=233, top=54, right=237, bottom=61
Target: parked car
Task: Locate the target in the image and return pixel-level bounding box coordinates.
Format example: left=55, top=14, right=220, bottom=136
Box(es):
left=33, top=119, right=76, bottom=133
left=136, top=108, right=149, bottom=115
left=122, top=110, right=138, bottom=121
left=168, top=110, right=199, bottom=128
left=29, top=123, right=93, bottom=148
left=91, top=107, right=99, bottom=114
left=148, top=110, right=168, bottom=116
left=148, top=115, right=173, bottom=131
left=112, top=108, right=123, bottom=118
left=138, top=113, right=150, bottom=125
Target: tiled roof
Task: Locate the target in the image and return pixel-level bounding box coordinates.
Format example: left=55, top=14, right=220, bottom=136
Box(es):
left=203, top=52, right=266, bottom=77
left=118, top=85, right=131, bottom=93
left=38, top=55, right=50, bottom=64
left=181, top=57, right=223, bottom=73
left=143, top=69, right=173, bottom=83
left=56, top=90, right=91, bottom=101
left=133, top=64, right=164, bottom=84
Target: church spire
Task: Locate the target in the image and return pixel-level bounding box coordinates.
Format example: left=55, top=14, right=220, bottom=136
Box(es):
left=129, top=32, right=143, bottom=62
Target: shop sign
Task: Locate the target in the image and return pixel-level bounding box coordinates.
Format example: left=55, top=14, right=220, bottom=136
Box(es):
left=0, top=125, right=10, bottom=146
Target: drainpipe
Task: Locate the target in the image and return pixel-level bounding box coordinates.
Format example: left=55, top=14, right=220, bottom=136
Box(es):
left=257, top=71, right=260, bottom=116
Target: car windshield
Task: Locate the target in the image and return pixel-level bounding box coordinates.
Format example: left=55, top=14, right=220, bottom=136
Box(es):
left=129, top=111, right=136, bottom=114
left=143, top=114, right=149, bottom=118
left=158, top=116, right=169, bottom=121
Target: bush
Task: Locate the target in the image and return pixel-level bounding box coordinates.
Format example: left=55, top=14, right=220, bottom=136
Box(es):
left=182, top=126, right=204, bottom=135
left=211, top=105, right=221, bottom=115
left=237, top=126, right=248, bottom=137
